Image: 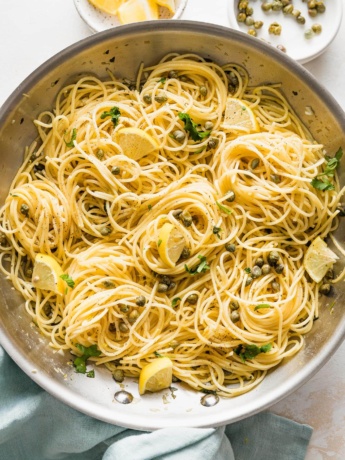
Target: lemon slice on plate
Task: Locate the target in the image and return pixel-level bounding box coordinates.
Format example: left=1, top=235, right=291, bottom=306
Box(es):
left=116, top=127, right=159, bottom=161
left=32, top=253, right=65, bottom=295
left=155, top=0, right=176, bottom=14
left=87, top=0, right=125, bottom=15
left=158, top=222, right=186, bottom=267
left=222, top=98, right=259, bottom=132
left=304, top=237, right=339, bottom=283
left=139, top=357, right=173, bottom=395
left=117, top=0, right=159, bottom=24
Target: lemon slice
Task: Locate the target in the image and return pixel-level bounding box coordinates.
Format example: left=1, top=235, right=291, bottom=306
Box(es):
left=139, top=357, right=173, bottom=395
left=116, top=127, right=159, bottom=161
left=154, top=0, right=176, bottom=14
left=88, top=0, right=125, bottom=15
left=158, top=222, right=186, bottom=267
left=222, top=98, right=259, bottom=132
left=304, top=237, right=339, bottom=283
left=117, top=0, right=159, bottom=24
left=32, top=253, right=65, bottom=295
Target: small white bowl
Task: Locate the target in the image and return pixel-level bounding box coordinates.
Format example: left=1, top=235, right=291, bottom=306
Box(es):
left=74, top=0, right=188, bottom=33
left=228, top=0, right=342, bottom=64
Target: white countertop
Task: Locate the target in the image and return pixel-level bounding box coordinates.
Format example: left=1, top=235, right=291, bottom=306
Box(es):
left=1, top=1, right=344, bottom=457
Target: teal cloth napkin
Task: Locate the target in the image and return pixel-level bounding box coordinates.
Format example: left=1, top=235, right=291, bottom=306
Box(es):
left=0, top=346, right=312, bottom=460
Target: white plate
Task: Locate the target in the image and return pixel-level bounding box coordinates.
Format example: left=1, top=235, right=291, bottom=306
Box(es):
left=228, top=0, right=343, bottom=64
left=74, top=0, right=188, bottom=33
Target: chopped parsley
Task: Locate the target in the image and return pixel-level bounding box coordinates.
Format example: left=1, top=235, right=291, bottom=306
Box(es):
left=157, top=239, right=162, bottom=247
left=234, top=343, right=272, bottom=363
left=148, top=204, right=153, bottom=211
left=60, top=274, right=75, bottom=289
left=178, top=112, right=211, bottom=142
left=171, top=297, right=181, bottom=307
left=216, top=201, right=232, bottom=215
left=64, top=128, right=77, bottom=147
left=100, top=106, right=121, bottom=127
left=254, top=303, right=271, bottom=311
left=154, top=351, right=164, bottom=358
left=244, top=267, right=251, bottom=274
left=159, top=77, right=167, bottom=84
left=185, top=255, right=210, bottom=275
left=311, top=147, right=343, bottom=191
left=73, top=344, right=101, bottom=374
left=86, top=370, right=95, bottom=378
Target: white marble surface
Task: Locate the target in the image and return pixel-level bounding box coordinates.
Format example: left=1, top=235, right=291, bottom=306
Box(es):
left=0, top=0, right=344, bottom=457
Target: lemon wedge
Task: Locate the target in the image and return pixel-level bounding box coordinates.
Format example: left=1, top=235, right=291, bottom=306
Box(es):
left=158, top=222, right=186, bottom=267
left=32, top=253, right=65, bottom=295
left=117, top=0, right=159, bottom=24
left=155, top=0, right=176, bottom=14
left=222, top=98, right=259, bottom=132
left=304, top=237, right=339, bottom=283
left=116, top=127, right=159, bottom=161
left=139, top=357, right=173, bottom=395
left=88, top=0, right=125, bottom=15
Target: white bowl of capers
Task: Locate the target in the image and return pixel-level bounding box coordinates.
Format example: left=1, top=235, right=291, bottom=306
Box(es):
left=228, top=0, right=343, bottom=64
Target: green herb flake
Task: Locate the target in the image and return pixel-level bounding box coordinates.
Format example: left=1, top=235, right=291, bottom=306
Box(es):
left=254, top=303, right=271, bottom=311
left=159, top=77, right=167, bottom=84
left=178, top=112, right=211, bottom=142
left=244, top=267, right=251, bottom=274
left=216, top=201, right=232, bottom=215
left=171, top=297, right=181, bottom=307
left=64, top=128, right=77, bottom=148
left=100, top=106, right=121, bottom=127
left=73, top=343, right=101, bottom=374
left=234, top=343, right=272, bottom=362
left=86, top=369, right=95, bottom=378
left=154, top=351, right=164, bottom=358
left=148, top=204, right=153, bottom=211
left=157, top=239, right=162, bottom=247
left=60, top=274, right=75, bottom=289
left=185, top=255, right=210, bottom=275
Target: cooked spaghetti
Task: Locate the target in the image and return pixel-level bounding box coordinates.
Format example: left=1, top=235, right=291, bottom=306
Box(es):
left=0, top=54, right=342, bottom=397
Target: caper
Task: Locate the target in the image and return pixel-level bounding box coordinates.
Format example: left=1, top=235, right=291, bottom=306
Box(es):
left=155, top=95, right=167, bottom=103
left=186, top=293, right=199, bottom=304
left=43, top=303, right=52, bottom=317
left=20, top=204, right=29, bottom=217
left=103, top=280, right=115, bottom=288
left=268, top=251, right=280, bottom=266
left=316, top=2, right=325, bottom=13
left=254, top=21, right=264, bottom=29
left=179, top=76, right=188, bottom=82
left=275, top=263, right=284, bottom=274
left=157, top=283, right=169, bottom=293
left=168, top=70, right=178, bottom=79
left=336, top=205, right=345, bottom=216
left=308, top=0, right=316, bottom=7
left=261, top=2, right=273, bottom=12
left=238, top=0, right=248, bottom=9
left=25, top=267, right=33, bottom=278
left=245, top=276, right=253, bottom=286
left=227, top=71, right=238, bottom=86
left=297, top=15, right=306, bottom=24
left=324, top=268, right=334, bottom=280
left=111, top=166, right=121, bottom=175
left=119, top=322, right=129, bottom=333
left=252, top=265, right=263, bottom=278
left=207, top=137, right=219, bottom=149
left=255, top=257, right=264, bottom=268
left=204, top=121, right=214, bottom=130
left=200, top=86, right=208, bottom=96
left=246, top=6, right=254, bottom=15
left=281, top=0, right=291, bottom=6
left=225, top=243, right=236, bottom=253
left=319, top=283, right=331, bottom=295
left=143, top=94, right=152, bottom=104
left=272, top=281, right=280, bottom=292
left=169, top=340, right=179, bottom=350
left=245, top=17, right=255, bottom=26
left=250, top=158, right=260, bottom=170
left=230, top=300, right=240, bottom=311
left=308, top=8, right=317, bottom=17
left=272, top=1, right=283, bottom=11
left=181, top=211, right=193, bottom=227
left=283, top=4, right=294, bottom=14
left=304, top=28, right=314, bottom=39
left=179, top=247, right=191, bottom=259
left=277, top=44, right=287, bottom=53
left=135, top=295, right=146, bottom=307
left=262, top=264, right=271, bottom=275
left=128, top=310, right=139, bottom=323
left=100, top=226, right=112, bottom=236
left=248, top=28, right=257, bottom=37
left=172, top=209, right=183, bottom=218
left=270, top=174, right=281, bottom=184
left=237, top=12, right=247, bottom=22
left=160, top=275, right=172, bottom=286
left=173, top=130, right=186, bottom=142
left=225, top=190, right=236, bottom=203
left=311, top=23, right=322, bottom=34
left=166, top=281, right=176, bottom=291
left=119, top=304, right=129, bottom=313
left=96, top=148, right=104, bottom=159
left=292, top=8, right=301, bottom=18
left=230, top=311, right=240, bottom=322
left=113, top=369, right=125, bottom=383
left=268, top=22, right=282, bottom=35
